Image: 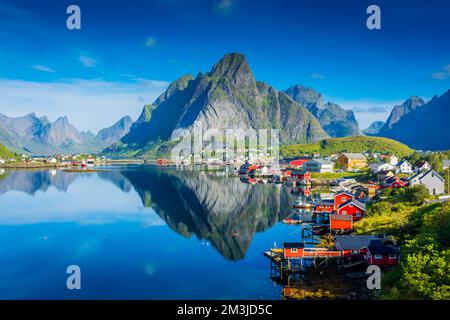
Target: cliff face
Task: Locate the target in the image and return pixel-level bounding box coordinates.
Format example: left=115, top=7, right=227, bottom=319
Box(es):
left=285, top=85, right=361, bottom=137
left=106, top=53, right=328, bottom=156
left=376, top=91, right=450, bottom=150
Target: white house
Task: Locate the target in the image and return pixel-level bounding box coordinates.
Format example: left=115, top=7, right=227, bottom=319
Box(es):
left=415, top=160, right=432, bottom=172
left=0, top=158, right=5, bottom=165
left=303, top=159, right=334, bottom=173
left=443, top=160, right=450, bottom=171
left=408, top=170, right=445, bottom=195
left=397, top=160, right=413, bottom=174
left=388, top=155, right=399, bottom=166
left=369, top=162, right=396, bottom=173
left=47, top=157, right=57, bottom=164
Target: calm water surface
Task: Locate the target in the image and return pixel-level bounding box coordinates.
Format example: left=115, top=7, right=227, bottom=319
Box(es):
left=0, top=165, right=313, bottom=299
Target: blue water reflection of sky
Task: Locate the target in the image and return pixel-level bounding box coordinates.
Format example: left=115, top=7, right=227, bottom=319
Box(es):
left=0, top=169, right=299, bottom=299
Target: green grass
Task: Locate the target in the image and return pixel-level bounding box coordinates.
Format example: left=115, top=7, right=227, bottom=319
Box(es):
left=310, top=171, right=366, bottom=180
left=0, top=143, right=17, bottom=160
left=280, top=136, right=414, bottom=158
left=353, top=186, right=450, bottom=299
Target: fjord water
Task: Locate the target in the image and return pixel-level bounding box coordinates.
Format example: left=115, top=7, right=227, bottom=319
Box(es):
left=0, top=165, right=300, bottom=299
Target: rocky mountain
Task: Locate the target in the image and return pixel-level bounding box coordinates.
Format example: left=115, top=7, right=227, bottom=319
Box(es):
left=106, top=53, right=328, bottom=156
left=363, top=121, right=385, bottom=135
left=284, top=85, right=361, bottom=137
left=380, top=96, right=425, bottom=132
left=376, top=91, right=450, bottom=150
left=96, top=116, right=133, bottom=146
left=0, top=113, right=132, bottom=155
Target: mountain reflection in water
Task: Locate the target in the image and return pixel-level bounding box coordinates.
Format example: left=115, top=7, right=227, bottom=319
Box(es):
left=0, top=166, right=297, bottom=260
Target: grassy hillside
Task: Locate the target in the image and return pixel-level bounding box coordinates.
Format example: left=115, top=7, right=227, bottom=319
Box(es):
left=0, top=143, right=17, bottom=160
left=280, top=136, right=414, bottom=158
left=354, top=186, right=450, bottom=299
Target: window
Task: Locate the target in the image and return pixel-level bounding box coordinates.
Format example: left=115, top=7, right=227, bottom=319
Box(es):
left=291, top=248, right=297, bottom=253
left=389, top=254, right=397, bottom=260
left=356, top=212, right=361, bottom=217
left=342, top=197, right=347, bottom=202
left=374, top=254, right=383, bottom=260
left=342, top=211, right=347, bottom=215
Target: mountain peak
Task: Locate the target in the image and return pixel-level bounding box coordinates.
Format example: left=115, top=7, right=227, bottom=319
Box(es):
left=55, top=116, right=69, bottom=124
left=404, top=95, right=424, bottom=106
left=285, top=85, right=323, bottom=109
left=209, top=53, right=254, bottom=85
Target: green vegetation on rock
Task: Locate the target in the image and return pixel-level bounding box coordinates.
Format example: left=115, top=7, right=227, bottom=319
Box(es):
left=0, top=143, right=17, bottom=160
left=354, top=186, right=450, bottom=300
left=280, top=136, right=414, bottom=158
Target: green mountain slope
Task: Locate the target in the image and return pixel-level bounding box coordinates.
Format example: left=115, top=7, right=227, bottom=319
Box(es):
left=0, top=143, right=17, bottom=159
left=280, top=136, right=414, bottom=158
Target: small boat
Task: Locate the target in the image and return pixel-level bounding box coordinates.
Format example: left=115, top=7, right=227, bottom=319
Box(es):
left=292, top=197, right=312, bottom=209
left=282, top=217, right=303, bottom=225
left=81, top=160, right=87, bottom=168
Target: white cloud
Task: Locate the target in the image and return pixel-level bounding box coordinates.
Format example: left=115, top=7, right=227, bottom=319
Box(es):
left=311, top=73, right=324, bottom=79
left=145, top=37, right=156, bottom=48
left=31, top=65, right=55, bottom=73
left=431, top=64, right=450, bottom=80
left=78, top=55, right=98, bottom=68
left=0, top=77, right=169, bottom=133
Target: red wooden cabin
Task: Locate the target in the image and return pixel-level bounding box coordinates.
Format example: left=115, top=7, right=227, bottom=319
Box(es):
left=365, top=243, right=400, bottom=266
left=383, top=176, right=408, bottom=189
left=314, top=200, right=334, bottom=213
left=333, top=191, right=355, bottom=210
left=329, top=214, right=353, bottom=232
left=336, top=199, right=366, bottom=221
left=290, top=169, right=311, bottom=182
left=283, top=242, right=305, bottom=259
left=335, top=235, right=379, bottom=259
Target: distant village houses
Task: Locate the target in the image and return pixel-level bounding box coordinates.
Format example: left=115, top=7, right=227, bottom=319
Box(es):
left=336, top=153, right=367, bottom=171
left=380, top=154, right=399, bottom=166
left=370, top=162, right=396, bottom=173
left=415, top=160, right=432, bottom=172
left=443, top=160, right=450, bottom=171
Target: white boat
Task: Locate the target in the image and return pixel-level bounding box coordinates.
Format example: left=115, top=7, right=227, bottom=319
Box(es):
left=292, top=197, right=312, bottom=209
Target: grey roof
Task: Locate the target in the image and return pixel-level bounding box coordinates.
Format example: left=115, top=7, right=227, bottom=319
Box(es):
left=308, top=159, right=334, bottom=165
left=367, top=244, right=400, bottom=255
left=338, top=198, right=366, bottom=211
left=408, top=171, right=424, bottom=181
left=335, top=235, right=381, bottom=250
left=330, top=214, right=352, bottom=221
left=342, top=153, right=366, bottom=160
left=283, top=242, right=305, bottom=248
left=421, top=169, right=445, bottom=182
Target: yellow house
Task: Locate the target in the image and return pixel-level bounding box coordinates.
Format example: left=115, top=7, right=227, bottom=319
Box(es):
left=337, top=153, right=367, bottom=171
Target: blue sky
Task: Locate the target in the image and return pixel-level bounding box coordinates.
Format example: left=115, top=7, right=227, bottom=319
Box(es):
left=0, top=0, right=449, bottom=132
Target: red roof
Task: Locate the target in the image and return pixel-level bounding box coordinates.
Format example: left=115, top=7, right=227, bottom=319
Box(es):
left=290, top=159, right=309, bottom=167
